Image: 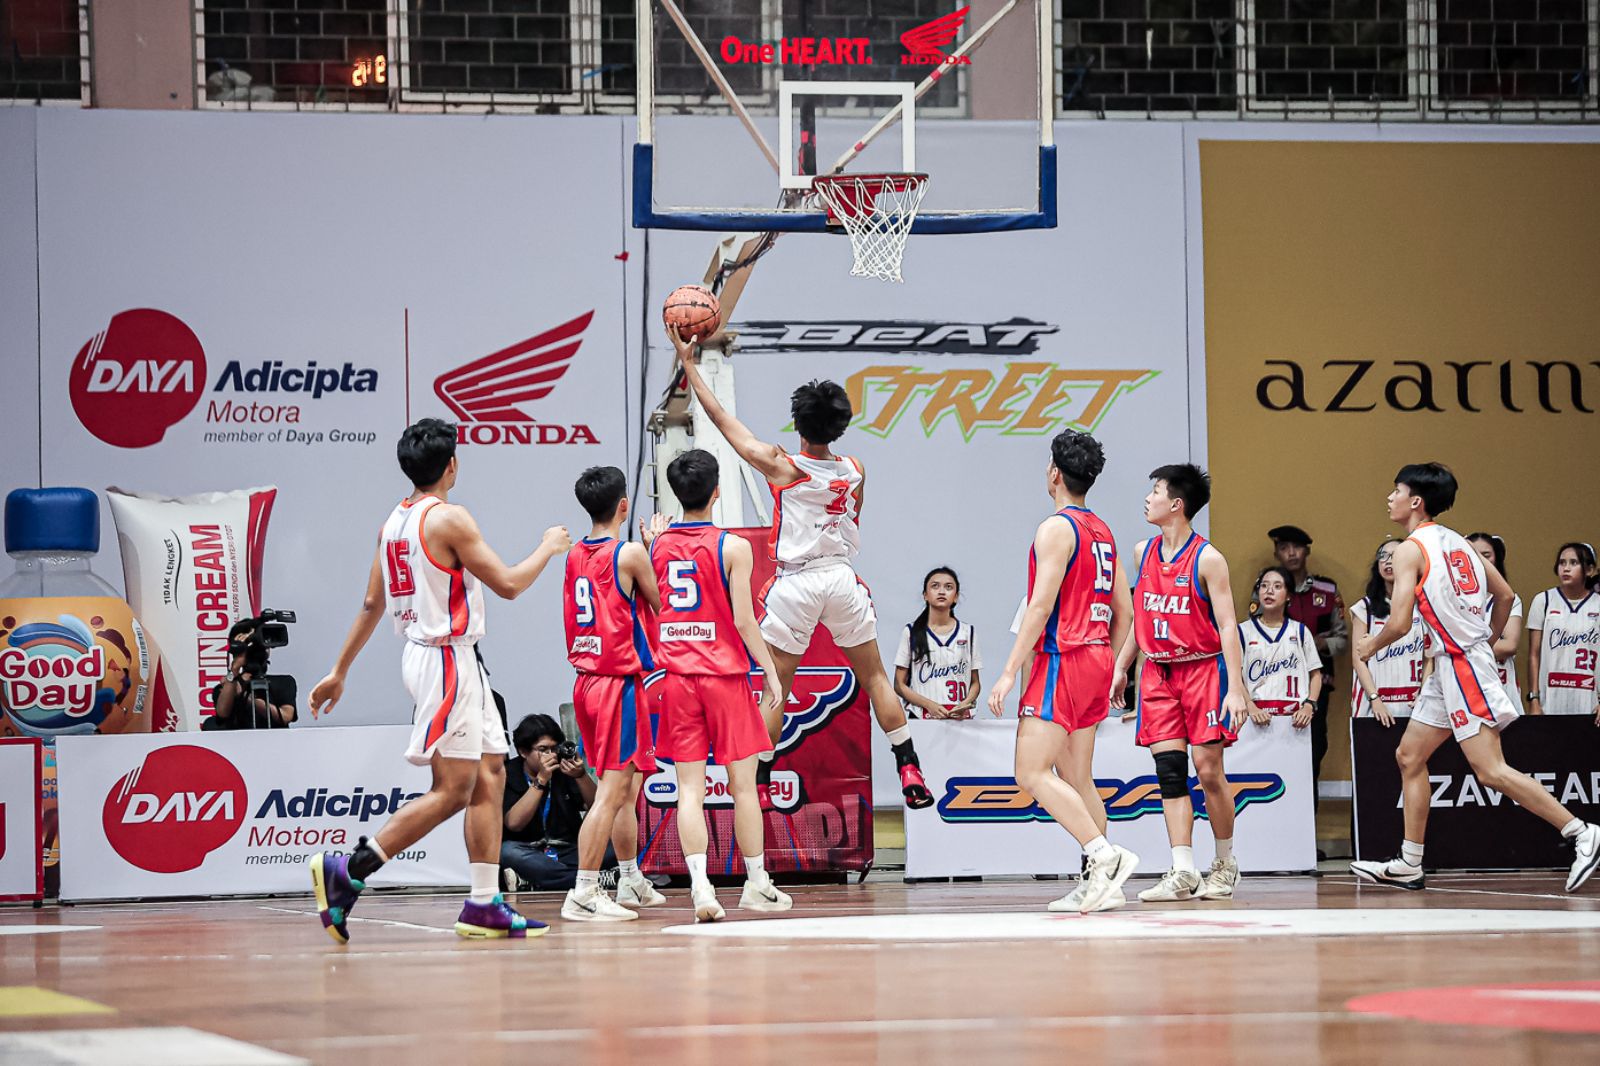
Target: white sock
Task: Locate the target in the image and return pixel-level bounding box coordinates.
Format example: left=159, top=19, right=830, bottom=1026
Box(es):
left=618, top=858, right=640, bottom=880
left=758, top=750, right=775, bottom=764
left=576, top=869, right=600, bottom=893
left=1400, top=840, right=1424, bottom=867
left=1171, top=845, right=1196, bottom=874
left=1083, top=835, right=1111, bottom=861
left=744, top=853, right=767, bottom=883
left=885, top=724, right=912, bottom=746
left=686, top=852, right=709, bottom=887
left=1214, top=837, right=1234, bottom=862
left=469, top=862, right=498, bottom=904
left=369, top=839, right=390, bottom=863
left=1560, top=818, right=1584, bottom=840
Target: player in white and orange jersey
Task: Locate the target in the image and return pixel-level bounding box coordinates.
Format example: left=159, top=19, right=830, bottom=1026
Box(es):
left=307, top=418, right=571, bottom=943
left=668, top=327, right=933, bottom=810
left=1352, top=462, right=1598, bottom=894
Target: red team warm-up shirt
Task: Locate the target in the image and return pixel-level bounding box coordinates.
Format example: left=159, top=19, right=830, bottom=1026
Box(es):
left=562, top=537, right=654, bottom=675
left=1133, top=532, right=1223, bottom=662
left=1031, top=506, right=1118, bottom=652
left=649, top=522, right=752, bottom=677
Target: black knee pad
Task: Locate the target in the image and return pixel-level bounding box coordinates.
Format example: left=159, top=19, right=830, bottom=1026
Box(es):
left=1153, top=749, right=1190, bottom=799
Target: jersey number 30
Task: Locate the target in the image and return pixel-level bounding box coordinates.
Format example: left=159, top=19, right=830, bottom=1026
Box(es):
left=385, top=540, right=415, bottom=597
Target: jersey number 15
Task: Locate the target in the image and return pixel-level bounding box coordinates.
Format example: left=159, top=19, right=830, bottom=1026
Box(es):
left=385, top=539, right=415, bottom=597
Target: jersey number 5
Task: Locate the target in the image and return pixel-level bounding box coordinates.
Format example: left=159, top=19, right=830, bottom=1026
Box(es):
left=667, top=561, right=701, bottom=610
left=385, top=540, right=415, bottom=597
left=1445, top=550, right=1480, bottom=596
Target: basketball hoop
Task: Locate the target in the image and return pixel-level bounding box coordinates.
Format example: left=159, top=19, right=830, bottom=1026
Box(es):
left=810, top=173, right=929, bottom=284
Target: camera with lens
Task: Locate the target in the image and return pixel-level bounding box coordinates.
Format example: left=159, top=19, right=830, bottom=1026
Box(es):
left=556, top=740, right=578, bottom=762
left=229, top=608, right=297, bottom=675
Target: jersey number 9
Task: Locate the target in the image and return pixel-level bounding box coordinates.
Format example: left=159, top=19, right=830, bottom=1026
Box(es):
left=572, top=576, right=595, bottom=625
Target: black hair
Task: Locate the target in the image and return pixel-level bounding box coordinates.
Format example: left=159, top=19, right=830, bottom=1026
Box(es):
left=1394, top=462, right=1457, bottom=518
left=908, top=567, right=960, bottom=667
left=666, top=449, right=720, bottom=511
left=1250, top=565, right=1295, bottom=616
left=1554, top=542, right=1600, bottom=591
left=512, top=713, right=564, bottom=755
left=1052, top=430, right=1105, bottom=496
left=1148, top=463, right=1211, bottom=519
left=574, top=465, right=627, bottom=523
left=228, top=616, right=258, bottom=641
left=397, top=418, right=457, bottom=488
left=1364, top=540, right=1399, bottom=617
left=1465, top=532, right=1507, bottom=581
left=791, top=379, right=853, bottom=445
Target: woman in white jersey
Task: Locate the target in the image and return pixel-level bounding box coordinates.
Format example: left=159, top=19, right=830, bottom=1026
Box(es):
left=1526, top=542, right=1600, bottom=718
left=894, top=567, right=982, bottom=719
left=1240, top=567, right=1321, bottom=729
left=1466, top=532, right=1523, bottom=715
left=1349, top=541, right=1431, bottom=725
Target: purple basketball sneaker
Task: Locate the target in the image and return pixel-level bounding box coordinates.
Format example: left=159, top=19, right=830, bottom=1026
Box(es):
left=310, top=851, right=364, bottom=945
left=455, top=894, right=546, bottom=939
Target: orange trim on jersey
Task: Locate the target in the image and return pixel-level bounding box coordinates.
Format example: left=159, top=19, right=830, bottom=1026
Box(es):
left=771, top=454, right=807, bottom=491
left=1414, top=587, right=1465, bottom=656
left=845, top=455, right=864, bottom=519
left=416, top=500, right=462, bottom=575
left=425, top=647, right=459, bottom=749
left=1448, top=652, right=1495, bottom=722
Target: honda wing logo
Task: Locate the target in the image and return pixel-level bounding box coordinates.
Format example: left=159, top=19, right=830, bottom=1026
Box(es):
left=431, top=311, right=600, bottom=446
left=901, top=6, right=971, bottom=66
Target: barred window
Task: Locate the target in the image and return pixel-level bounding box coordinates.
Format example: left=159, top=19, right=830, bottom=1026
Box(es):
left=1251, top=0, right=1410, bottom=102
left=2, top=0, right=84, bottom=102
left=1061, top=0, right=1236, bottom=113
left=1436, top=0, right=1591, bottom=102
left=201, top=0, right=389, bottom=106
left=402, top=0, right=573, bottom=99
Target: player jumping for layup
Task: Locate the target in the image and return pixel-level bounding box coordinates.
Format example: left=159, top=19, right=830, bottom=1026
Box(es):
left=668, top=328, right=933, bottom=809
left=1351, top=462, right=1599, bottom=893
left=308, top=418, right=571, bottom=942
left=1113, top=464, right=1249, bottom=903
left=989, top=430, right=1139, bottom=913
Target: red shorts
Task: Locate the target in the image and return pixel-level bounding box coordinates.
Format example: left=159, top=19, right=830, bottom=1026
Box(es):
left=1018, top=645, right=1112, bottom=733
left=573, top=673, right=656, bottom=774
left=657, top=672, right=772, bottom=764
left=1136, top=656, right=1235, bottom=748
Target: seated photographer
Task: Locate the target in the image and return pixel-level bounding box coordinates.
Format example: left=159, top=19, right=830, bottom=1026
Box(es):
left=204, top=616, right=297, bottom=730
left=502, top=713, right=614, bottom=891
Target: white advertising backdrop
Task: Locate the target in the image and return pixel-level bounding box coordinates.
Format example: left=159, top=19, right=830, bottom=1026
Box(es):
left=0, top=738, right=43, bottom=900
left=56, top=725, right=468, bottom=901
left=903, top=716, right=1317, bottom=878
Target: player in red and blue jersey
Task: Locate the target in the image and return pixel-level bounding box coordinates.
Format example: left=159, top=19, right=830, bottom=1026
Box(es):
left=990, top=430, right=1138, bottom=914
left=1112, top=463, right=1249, bottom=904
left=559, top=466, right=668, bottom=923
left=644, top=449, right=788, bottom=923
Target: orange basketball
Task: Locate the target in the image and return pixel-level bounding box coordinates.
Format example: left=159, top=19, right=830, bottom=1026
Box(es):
left=663, top=284, right=721, bottom=343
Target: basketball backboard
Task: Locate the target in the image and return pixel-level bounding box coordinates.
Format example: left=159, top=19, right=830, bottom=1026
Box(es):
left=633, top=0, right=1055, bottom=234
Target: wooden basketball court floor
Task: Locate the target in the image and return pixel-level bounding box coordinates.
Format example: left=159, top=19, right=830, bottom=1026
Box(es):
left=4, top=872, right=1599, bottom=1065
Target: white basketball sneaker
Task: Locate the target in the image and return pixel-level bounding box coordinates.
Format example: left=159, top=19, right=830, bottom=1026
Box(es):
left=1078, top=846, right=1139, bottom=914
left=739, top=878, right=793, bottom=913
left=561, top=884, right=639, bottom=922
left=1349, top=857, right=1425, bottom=891
left=1567, top=823, right=1600, bottom=893
left=617, top=874, right=667, bottom=908
left=1049, top=876, right=1125, bottom=913
left=1138, top=867, right=1203, bottom=902
left=691, top=882, right=725, bottom=923
left=1195, top=856, right=1240, bottom=900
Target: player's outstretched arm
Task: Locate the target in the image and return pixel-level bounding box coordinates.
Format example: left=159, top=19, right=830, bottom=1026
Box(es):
left=433, top=505, right=571, bottom=600
left=1358, top=541, right=1422, bottom=661
left=723, top=535, right=784, bottom=719
left=668, top=325, right=793, bottom=485
left=310, top=543, right=387, bottom=718
left=1199, top=546, right=1247, bottom=722
left=988, top=517, right=1076, bottom=717
left=619, top=541, right=661, bottom=612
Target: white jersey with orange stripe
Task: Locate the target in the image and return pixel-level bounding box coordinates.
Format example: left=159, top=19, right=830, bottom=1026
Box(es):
left=379, top=496, right=486, bottom=646
left=768, top=452, right=862, bottom=569
left=1408, top=522, right=1493, bottom=659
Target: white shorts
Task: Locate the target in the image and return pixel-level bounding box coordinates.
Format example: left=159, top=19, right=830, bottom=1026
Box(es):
left=401, top=642, right=508, bottom=765
left=1412, top=644, right=1520, bottom=743
left=759, top=561, right=878, bottom=656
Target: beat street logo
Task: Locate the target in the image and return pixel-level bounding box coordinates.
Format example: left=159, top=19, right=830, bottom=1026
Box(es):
left=937, top=773, right=1286, bottom=824
left=718, top=6, right=972, bottom=67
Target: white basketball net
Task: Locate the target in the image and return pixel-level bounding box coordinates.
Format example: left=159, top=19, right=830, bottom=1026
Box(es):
left=810, top=174, right=929, bottom=284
